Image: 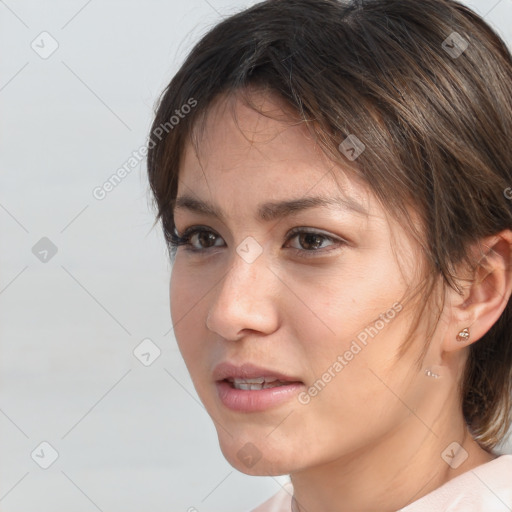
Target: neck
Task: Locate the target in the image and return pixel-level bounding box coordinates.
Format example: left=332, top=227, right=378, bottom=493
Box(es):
left=289, top=400, right=494, bottom=512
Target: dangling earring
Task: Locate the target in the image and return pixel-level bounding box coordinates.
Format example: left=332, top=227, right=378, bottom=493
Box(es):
left=456, top=327, right=470, bottom=342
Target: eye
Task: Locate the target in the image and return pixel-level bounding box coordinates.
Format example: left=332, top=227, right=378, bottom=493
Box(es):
left=285, top=227, right=343, bottom=256
left=170, top=226, right=224, bottom=251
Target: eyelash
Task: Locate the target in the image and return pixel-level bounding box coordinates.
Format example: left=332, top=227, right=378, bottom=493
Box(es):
left=169, top=225, right=346, bottom=258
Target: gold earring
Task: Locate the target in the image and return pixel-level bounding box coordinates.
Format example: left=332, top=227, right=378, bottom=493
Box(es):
left=456, top=327, right=470, bottom=342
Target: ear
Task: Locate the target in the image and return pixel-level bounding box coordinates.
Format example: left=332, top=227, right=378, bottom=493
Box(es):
left=442, top=229, right=512, bottom=353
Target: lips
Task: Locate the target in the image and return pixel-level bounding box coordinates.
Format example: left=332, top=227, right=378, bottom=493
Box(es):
left=213, top=362, right=305, bottom=412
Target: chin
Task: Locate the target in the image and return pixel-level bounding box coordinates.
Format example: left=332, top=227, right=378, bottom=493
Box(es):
left=218, top=436, right=297, bottom=476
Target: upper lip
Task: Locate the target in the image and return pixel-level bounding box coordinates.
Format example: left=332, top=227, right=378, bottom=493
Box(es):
left=213, top=362, right=303, bottom=383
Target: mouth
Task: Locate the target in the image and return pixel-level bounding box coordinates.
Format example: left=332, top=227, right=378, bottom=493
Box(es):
left=224, top=376, right=303, bottom=390
left=213, top=362, right=305, bottom=412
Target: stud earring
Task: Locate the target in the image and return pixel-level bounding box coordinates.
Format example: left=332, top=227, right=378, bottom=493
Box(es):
left=456, top=327, right=470, bottom=342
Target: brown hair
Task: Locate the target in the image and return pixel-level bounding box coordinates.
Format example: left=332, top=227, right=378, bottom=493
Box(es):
left=147, top=0, right=512, bottom=450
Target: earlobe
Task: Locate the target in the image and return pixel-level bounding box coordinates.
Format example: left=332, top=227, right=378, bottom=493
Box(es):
left=443, top=230, right=512, bottom=353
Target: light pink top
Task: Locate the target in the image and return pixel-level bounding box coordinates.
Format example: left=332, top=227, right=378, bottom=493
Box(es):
left=250, top=454, right=512, bottom=512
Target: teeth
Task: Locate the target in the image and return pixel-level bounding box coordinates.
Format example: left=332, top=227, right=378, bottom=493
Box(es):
left=230, top=377, right=288, bottom=390
left=234, top=377, right=266, bottom=384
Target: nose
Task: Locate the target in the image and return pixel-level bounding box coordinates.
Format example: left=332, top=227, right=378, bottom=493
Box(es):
left=206, top=247, right=279, bottom=341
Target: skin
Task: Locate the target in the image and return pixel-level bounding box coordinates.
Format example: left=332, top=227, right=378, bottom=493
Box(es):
left=170, top=89, right=512, bottom=512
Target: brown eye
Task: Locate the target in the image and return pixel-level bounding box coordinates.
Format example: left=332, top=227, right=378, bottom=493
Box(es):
left=190, top=230, right=220, bottom=249
left=174, top=226, right=225, bottom=252
left=287, top=229, right=336, bottom=251
left=297, top=232, right=328, bottom=250
left=284, top=228, right=348, bottom=259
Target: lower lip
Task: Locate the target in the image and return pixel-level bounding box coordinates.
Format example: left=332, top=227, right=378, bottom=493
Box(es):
left=215, top=380, right=304, bottom=412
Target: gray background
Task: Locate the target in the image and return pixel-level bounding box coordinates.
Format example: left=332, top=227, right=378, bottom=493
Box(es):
left=0, top=0, right=511, bottom=511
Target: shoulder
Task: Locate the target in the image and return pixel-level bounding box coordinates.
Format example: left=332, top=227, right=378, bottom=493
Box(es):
left=398, top=454, right=512, bottom=512
left=249, top=481, right=293, bottom=512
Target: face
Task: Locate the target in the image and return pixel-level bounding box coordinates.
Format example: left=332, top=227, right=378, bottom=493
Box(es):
left=170, top=90, right=439, bottom=476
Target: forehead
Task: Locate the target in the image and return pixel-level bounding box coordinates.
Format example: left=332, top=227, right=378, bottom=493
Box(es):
left=178, top=89, right=371, bottom=212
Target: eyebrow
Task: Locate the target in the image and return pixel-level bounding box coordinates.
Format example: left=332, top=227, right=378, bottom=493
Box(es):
left=173, top=193, right=368, bottom=222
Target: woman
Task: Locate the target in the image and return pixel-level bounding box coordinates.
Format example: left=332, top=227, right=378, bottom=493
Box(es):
left=147, top=0, right=512, bottom=510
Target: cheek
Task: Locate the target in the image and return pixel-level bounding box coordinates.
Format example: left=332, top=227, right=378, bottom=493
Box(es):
left=288, top=252, right=406, bottom=357
left=298, top=296, right=420, bottom=446
left=169, top=263, right=206, bottom=362
left=289, top=254, right=412, bottom=407
left=169, top=259, right=207, bottom=322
